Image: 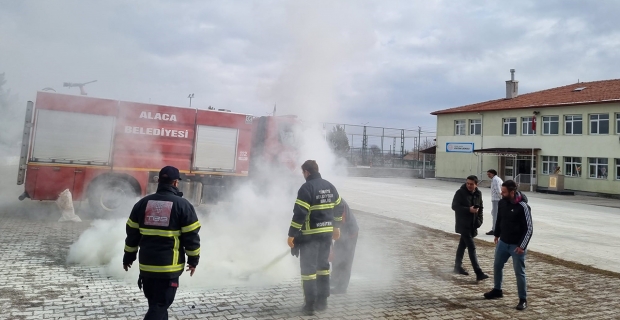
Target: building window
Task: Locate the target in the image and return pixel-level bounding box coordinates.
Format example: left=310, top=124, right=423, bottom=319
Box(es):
left=564, top=157, right=582, bottom=177
left=470, top=119, right=481, bottom=135
left=565, top=115, right=583, bottom=135
left=616, top=159, right=620, bottom=180
left=616, top=113, right=620, bottom=134
left=588, top=158, right=608, bottom=179
left=503, top=118, right=517, bottom=135
left=590, top=114, right=609, bottom=134
left=455, top=120, right=466, bottom=135
left=542, top=156, right=559, bottom=175
left=522, top=117, right=536, bottom=135
left=542, top=116, right=559, bottom=135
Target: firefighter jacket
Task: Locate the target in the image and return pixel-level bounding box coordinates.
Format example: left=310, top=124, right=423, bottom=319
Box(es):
left=288, top=172, right=344, bottom=238
left=123, top=184, right=201, bottom=279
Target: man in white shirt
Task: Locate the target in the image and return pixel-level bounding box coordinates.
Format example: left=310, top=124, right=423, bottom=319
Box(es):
left=485, top=169, right=503, bottom=235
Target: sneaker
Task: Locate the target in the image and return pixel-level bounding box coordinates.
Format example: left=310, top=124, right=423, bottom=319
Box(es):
left=315, top=297, right=327, bottom=312
left=516, top=299, right=527, bottom=310
left=483, top=288, right=503, bottom=299
left=476, top=273, right=489, bottom=282
left=453, top=266, right=469, bottom=276
left=301, top=303, right=315, bottom=316
left=485, top=230, right=494, bottom=235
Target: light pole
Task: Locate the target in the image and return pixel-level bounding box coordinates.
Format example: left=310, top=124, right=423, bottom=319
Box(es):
left=188, top=93, right=194, bottom=108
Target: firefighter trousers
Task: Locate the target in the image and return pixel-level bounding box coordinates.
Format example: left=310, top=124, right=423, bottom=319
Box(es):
left=299, top=233, right=332, bottom=306
left=332, top=235, right=357, bottom=292
left=140, top=276, right=179, bottom=320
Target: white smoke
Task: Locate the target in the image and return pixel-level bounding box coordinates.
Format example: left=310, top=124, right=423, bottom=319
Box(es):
left=258, top=0, right=376, bottom=123
left=66, top=1, right=376, bottom=288
left=67, top=125, right=338, bottom=288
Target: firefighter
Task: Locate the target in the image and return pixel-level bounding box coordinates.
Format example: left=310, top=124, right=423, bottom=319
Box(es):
left=123, top=166, right=201, bottom=320
left=288, top=160, right=344, bottom=316
left=330, top=198, right=358, bottom=294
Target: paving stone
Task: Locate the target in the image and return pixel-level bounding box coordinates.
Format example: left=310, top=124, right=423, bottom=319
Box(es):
left=1, top=209, right=620, bottom=319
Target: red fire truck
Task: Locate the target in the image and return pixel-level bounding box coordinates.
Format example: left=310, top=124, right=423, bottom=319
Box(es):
left=16, top=92, right=297, bottom=215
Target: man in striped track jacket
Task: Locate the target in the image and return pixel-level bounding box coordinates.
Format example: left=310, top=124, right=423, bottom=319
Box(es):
left=484, top=180, right=533, bottom=311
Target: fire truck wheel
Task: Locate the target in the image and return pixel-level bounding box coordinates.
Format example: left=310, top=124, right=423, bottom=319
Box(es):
left=88, top=177, right=138, bottom=217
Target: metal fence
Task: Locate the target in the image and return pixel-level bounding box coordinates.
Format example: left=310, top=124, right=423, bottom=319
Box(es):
left=322, top=123, right=436, bottom=169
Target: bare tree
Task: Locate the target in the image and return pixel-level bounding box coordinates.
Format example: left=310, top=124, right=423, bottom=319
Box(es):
left=327, top=125, right=350, bottom=158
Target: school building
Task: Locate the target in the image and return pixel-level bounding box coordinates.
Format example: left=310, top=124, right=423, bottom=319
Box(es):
left=431, top=70, right=620, bottom=195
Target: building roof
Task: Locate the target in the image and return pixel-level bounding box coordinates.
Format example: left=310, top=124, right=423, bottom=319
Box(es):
left=419, top=146, right=436, bottom=154
left=431, top=79, right=620, bottom=115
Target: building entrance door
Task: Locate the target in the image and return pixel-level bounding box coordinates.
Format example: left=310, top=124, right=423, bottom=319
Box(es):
left=500, top=155, right=537, bottom=182
left=516, top=155, right=537, bottom=183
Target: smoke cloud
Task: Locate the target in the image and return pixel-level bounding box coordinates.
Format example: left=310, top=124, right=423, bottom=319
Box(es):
left=66, top=123, right=342, bottom=288
left=28, top=1, right=376, bottom=289
left=0, top=73, right=23, bottom=166
left=258, top=0, right=376, bottom=123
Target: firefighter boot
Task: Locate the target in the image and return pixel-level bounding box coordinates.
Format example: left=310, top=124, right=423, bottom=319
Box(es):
left=301, top=302, right=315, bottom=316
left=315, top=296, right=328, bottom=312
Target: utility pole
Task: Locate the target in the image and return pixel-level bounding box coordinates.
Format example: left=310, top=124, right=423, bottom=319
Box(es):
left=414, top=137, right=417, bottom=165
left=362, top=125, right=368, bottom=165
left=188, top=93, right=194, bottom=108
left=392, top=137, right=396, bottom=167
left=381, top=128, right=385, bottom=165
left=417, top=126, right=422, bottom=161
left=400, top=129, right=405, bottom=159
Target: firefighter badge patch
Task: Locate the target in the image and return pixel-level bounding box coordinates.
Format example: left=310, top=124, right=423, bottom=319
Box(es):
left=144, top=200, right=173, bottom=227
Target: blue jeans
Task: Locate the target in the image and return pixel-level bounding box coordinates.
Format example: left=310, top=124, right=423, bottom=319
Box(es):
left=494, top=240, right=527, bottom=299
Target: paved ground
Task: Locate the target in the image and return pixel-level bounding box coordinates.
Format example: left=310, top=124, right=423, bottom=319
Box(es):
left=2, top=202, right=620, bottom=319
left=334, top=176, right=620, bottom=273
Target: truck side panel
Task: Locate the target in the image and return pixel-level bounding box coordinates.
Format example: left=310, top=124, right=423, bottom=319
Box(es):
left=73, top=168, right=85, bottom=200
left=32, top=166, right=76, bottom=201
left=24, top=165, right=38, bottom=198
left=114, top=101, right=196, bottom=172
left=25, top=92, right=119, bottom=201
left=195, top=110, right=252, bottom=176
left=31, top=109, right=116, bottom=164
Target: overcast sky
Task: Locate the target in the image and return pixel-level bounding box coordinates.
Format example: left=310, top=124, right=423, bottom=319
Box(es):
left=1, top=0, right=619, bottom=134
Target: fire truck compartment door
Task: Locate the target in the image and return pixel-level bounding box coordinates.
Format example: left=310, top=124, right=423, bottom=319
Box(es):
left=32, top=109, right=115, bottom=164
left=194, top=125, right=238, bottom=171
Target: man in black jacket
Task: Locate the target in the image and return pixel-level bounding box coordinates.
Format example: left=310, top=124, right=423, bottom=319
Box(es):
left=288, top=160, right=344, bottom=315
left=330, top=198, right=358, bottom=295
left=484, top=180, right=533, bottom=311
left=123, top=166, right=201, bottom=320
left=452, top=175, right=488, bottom=281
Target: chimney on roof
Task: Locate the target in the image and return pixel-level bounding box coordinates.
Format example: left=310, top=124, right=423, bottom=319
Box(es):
left=506, top=69, right=518, bottom=99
